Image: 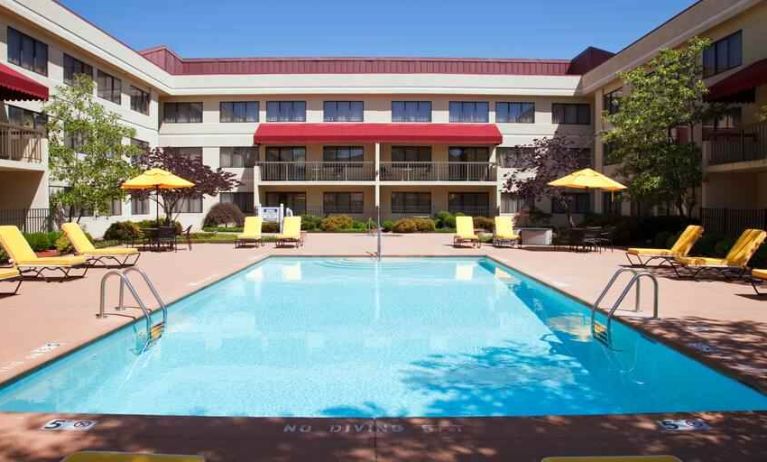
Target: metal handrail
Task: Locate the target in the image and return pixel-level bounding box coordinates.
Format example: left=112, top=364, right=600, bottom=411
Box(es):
left=591, top=268, right=660, bottom=342
left=121, top=267, right=168, bottom=325
left=99, top=270, right=153, bottom=337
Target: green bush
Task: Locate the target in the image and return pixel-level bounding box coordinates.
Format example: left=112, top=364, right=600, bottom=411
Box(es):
left=24, top=232, right=55, bottom=252
left=203, top=226, right=243, bottom=233
left=713, top=236, right=736, bottom=258
left=434, top=211, right=456, bottom=229
left=412, top=217, right=436, bottom=232
left=690, top=232, right=725, bottom=257
left=136, top=219, right=183, bottom=235
left=301, top=214, right=323, bottom=231
left=392, top=218, right=417, bottom=233
left=473, top=216, right=495, bottom=232
left=382, top=220, right=395, bottom=232
left=262, top=221, right=280, bottom=233
left=653, top=231, right=672, bottom=249
left=104, top=221, right=143, bottom=242
left=204, top=202, right=245, bottom=228
left=320, top=214, right=354, bottom=232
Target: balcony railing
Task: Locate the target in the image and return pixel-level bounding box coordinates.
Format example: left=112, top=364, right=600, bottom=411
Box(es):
left=379, top=162, right=497, bottom=182
left=701, top=207, right=767, bottom=237
left=708, top=122, right=767, bottom=165
left=257, top=162, right=375, bottom=181
left=0, top=123, right=43, bottom=163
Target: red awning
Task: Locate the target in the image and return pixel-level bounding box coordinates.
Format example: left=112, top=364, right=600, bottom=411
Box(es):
left=706, top=58, right=767, bottom=102
left=254, top=123, right=503, bottom=145
left=0, top=62, right=49, bottom=101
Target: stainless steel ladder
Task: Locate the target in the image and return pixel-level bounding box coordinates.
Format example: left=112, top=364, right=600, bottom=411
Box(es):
left=99, top=267, right=168, bottom=347
left=591, top=268, right=659, bottom=345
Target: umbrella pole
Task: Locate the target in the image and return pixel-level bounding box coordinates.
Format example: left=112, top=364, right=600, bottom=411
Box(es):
left=156, top=185, right=160, bottom=225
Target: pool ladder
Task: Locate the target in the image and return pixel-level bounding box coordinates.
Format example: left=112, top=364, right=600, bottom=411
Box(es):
left=99, top=267, right=168, bottom=347
left=591, top=268, right=659, bottom=345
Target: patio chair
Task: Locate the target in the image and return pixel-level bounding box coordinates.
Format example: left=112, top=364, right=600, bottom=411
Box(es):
left=276, top=216, right=302, bottom=248
left=626, top=225, right=703, bottom=267
left=0, top=225, right=89, bottom=281
left=62, top=222, right=140, bottom=267
left=671, top=228, right=766, bottom=279
left=749, top=268, right=767, bottom=295
left=453, top=216, right=480, bottom=248
left=0, top=266, right=22, bottom=295
left=235, top=217, right=263, bottom=248
left=493, top=216, right=519, bottom=248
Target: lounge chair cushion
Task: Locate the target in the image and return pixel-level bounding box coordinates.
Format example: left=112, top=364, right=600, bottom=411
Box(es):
left=626, top=248, right=674, bottom=256
left=0, top=267, right=21, bottom=280
left=277, top=217, right=302, bottom=240
left=238, top=217, right=263, bottom=240
left=83, top=247, right=139, bottom=256
left=495, top=233, right=520, bottom=240
left=16, top=255, right=88, bottom=267
left=61, top=223, right=98, bottom=253
left=753, top=269, right=767, bottom=281
left=675, top=256, right=730, bottom=267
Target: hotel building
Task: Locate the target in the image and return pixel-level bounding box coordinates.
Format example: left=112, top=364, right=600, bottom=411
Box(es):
left=0, top=0, right=764, bottom=236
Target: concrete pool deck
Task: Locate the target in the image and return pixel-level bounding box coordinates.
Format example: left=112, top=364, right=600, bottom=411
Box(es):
left=0, top=233, right=765, bottom=461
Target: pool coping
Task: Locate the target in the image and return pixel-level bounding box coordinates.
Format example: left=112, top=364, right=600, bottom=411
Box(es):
left=0, top=252, right=764, bottom=404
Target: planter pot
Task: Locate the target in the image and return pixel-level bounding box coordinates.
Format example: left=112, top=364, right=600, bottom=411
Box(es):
left=35, top=249, right=60, bottom=258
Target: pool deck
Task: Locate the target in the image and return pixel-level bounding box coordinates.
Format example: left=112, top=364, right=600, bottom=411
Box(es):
left=0, top=233, right=765, bottom=461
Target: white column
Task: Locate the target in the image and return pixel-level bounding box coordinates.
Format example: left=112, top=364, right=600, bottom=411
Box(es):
left=374, top=142, right=381, bottom=208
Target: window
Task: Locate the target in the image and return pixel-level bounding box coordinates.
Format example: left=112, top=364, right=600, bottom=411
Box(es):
left=266, top=101, right=306, bottom=122
left=496, top=147, right=533, bottom=168
left=7, top=27, right=47, bottom=75
left=265, top=146, right=306, bottom=161
left=448, top=192, right=490, bottom=215
left=63, top=54, right=92, bottom=84
left=97, top=70, right=121, bottom=104
left=65, top=132, right=86, bottom=151
left=220, top=191, right=254, bottom=214
left=500, top=193, right=528, bottom=214
left=603, top=192, right=622, bottom=215
left=603, top=89, right=622, bottom=115
left=703, top=31, right=742, bottom=78
left=448, top=147, right=489, bottom=162
left=324, top=101, right=364, bottom=122
left=391, top=192, right=431, bottom=214
left=704, top=107, right=742, bottom=131
left=108, top=198, right=122, bottom=216
left=392, top=101, right=431, bottom=122
left=177, top=196, right=203, bottom=213
left=324, top=192, right=364, bottom=214
left=166, top=147, right=203, bottom=163
left=220, top=147, right=257, bottom=167
left=552, top=193, right=591, bottom=214
left=220, top=101, right=259, bottom=123
left=323, top=146, right=364, bottom=162
left=265, top=192, right=306, bottom=215
left=496, top=102, right=534, bottom=123
left=449, top=101, right=489, bottom=123
left=163, top=102, right=203, bottom=123
left=603, top=142, right=619, bottom=165
left=391, top=146, right=431, bottom=162
left=552, top=103, right=590, bottom=125
left=131, top=196, right=150, bottom=215
left=7, top=106, right=46, bottom=130
left=130, top=86, right=150, bottom=114
left=131, top=138, right=150, bottom=152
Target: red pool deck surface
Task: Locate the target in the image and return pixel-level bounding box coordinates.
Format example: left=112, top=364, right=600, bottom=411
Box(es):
left=0, top=233, right=765, bottom=461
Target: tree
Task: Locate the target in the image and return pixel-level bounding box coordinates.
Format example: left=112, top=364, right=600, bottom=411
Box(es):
left=602, top=37, right=712, bottom=218
left=760, top=105, right=767, bottom=122
left=134, top=147, right=241, bottom=224
left=45, top=74, right=141, bottom=221
left=502, top=136, right=589, bottom=227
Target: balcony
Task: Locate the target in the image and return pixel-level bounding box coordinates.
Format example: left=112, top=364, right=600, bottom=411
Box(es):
left=257, top=162, right=375, bottom=182
left=379, top=162, right=497, bottom=182
left=707, top=122, right=767, bottom=166
left=0, top=123, right=43, bottom=163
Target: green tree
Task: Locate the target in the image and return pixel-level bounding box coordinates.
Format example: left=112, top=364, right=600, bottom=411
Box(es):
left=45, top=74, right=140, bottom=222
left=760, top=105, right=767, bottom=122
left=602, top=37, right=712, bottom=218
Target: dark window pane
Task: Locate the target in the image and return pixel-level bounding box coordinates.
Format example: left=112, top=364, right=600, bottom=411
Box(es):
left=7, top=27, right=47, bottom=75
left=391, top=192, right=431, bottom=214
left=130, top=86, right=150, bottom=114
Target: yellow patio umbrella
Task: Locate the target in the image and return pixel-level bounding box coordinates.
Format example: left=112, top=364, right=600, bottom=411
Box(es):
left=547, top=168, right=627, bottom=192
left=121, top=168, right=195, bottom=223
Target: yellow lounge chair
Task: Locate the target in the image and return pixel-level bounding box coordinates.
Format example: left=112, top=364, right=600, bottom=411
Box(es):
left=62, top=222, right=140, bottom=267
left=276, top=216, right=302, bottom=248
left=453, top=216, right=480, bottom=248
left=0, top=225, right=89, bottom=281
left=493, top=216, right=520, bottom=248
left=672, top=228, right=766, bottom=279
left=235, top=216, right=263, bottom=248
left=749, top=268, right=767, bottom=295
left=0, top=266, right=22, bottom=295
left=625, top=224, right=703, bottom=267
left=62, top=451, right=204, bottom=462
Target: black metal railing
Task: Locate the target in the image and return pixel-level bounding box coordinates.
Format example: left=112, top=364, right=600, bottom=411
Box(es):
left=0, top=208, right=53, bottom=233
left=701, top=207, right=767, bottom=237
left=379, top=162, right=497, bottom=182
left=258, top=162, right=375, bottom=181
left=708, top=122, right=767, bottom=165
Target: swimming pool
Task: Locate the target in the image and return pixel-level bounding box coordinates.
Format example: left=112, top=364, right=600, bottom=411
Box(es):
left=0, top=257, right=764, bottom=417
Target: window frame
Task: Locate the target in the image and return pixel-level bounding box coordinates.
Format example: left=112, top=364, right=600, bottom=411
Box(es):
left=131, top=196, right=150, bottom=216
left=96, top=70, right=122, bottom=104
left=323, top=101, right=364, bottom=122
left=220, top=191, right=255, bottom=214
left=264, top=192, right=307, bottom=215
left=266, top=101, right=306, bottom=122
left=703, top=30, right=742, bottom=78
left=7, top=27, right=48, bottom=76
left=391, top=146, right=431, bottom=162
left=129, top=85, right=150, bottom=115
left=448, top=192, right=490, bottom=215
left=391, top=191, right=431, bottom=215
left=391, top=101, right=432, bottom=122
left=220, top=101, right=259, bottom=123
left=602, top=89, right=622, bottom=115
left=7, top=105, right=47, bottom=131
left=176, top=196, right=203, bottom=214
left=163, top=102, right=203, bottom=123
left=63, top=53, right=93, bottom=85
left=552, top=103, right=591, bottom=125
left=220, top=146, right=257, bottom=168
left=495, top=102, right=535, bottom=123
left=552, top=193, right=591, bottom=214
left=449, top=101, right=489, bottom=123
left=323, top=192, right=364, bottom=214
left=322, top=146, right=364, bottom=162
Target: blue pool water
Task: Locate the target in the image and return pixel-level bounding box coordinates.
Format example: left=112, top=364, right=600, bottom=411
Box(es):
left=0, top=257, right=764, bottom=418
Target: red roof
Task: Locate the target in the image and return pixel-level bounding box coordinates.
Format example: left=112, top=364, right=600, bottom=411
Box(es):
left=254, top=123, right=503, bottom=145
left=0, top=63, right=48, bottom=101
left=706, top=59, right=767, bottom=102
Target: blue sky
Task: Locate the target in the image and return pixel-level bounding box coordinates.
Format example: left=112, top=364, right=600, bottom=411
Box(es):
left=61, top=0, right=697, bottom=59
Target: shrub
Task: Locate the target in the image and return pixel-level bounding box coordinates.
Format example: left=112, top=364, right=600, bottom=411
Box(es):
left=320, top=214, right=354, bottom=232
left=690, top=232, right=725, bottom=257
left=104, top=221, right=143, bottom=242
left=412, top=217, right=436, bottom=232
left=262, top=221, right=280, bottom=233
left=301, top=214, right=323, bottom=231
left=204, top=202, right=245, bottom=228
left=54, top=230, right=93, bottom=254
left=351, top=219, right=371, bottom=231
left=653, top=231, right=673, bottom=249
left=472, top=216, right=495, bottom=232
left=713, top=236, right=736, bottom=258
left=434, top=211, right=456, bottom=229
left=24, top=232, right=54, bottom=252
left=382, top=220, right=395, bottom=232
left=136, top=219, right=183, bottom=235
left=392, top=218, right=417, bottom=233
